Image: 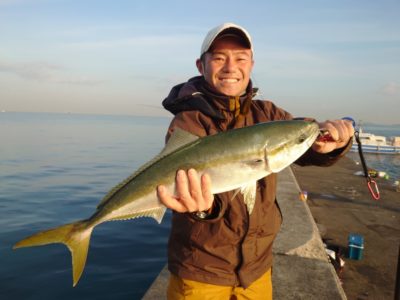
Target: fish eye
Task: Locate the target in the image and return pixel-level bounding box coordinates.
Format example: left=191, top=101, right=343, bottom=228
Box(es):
left=297, top=134, right=306, bottom=144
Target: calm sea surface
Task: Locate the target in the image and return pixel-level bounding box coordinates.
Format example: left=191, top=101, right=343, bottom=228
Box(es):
left=0, top=112, right=172, bottom=300
left=1, top=113, right=399, bottom=299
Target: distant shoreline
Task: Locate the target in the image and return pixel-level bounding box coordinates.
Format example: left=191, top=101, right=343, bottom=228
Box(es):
left=0, top=110, right=173, bottom=121
left=2, top=111, right=400, bottom=127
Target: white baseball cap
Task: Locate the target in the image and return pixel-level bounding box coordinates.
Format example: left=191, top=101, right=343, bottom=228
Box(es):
left=200, top=23, right=253, bottom=57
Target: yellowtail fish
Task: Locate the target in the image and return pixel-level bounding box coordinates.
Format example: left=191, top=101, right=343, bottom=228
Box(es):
left=14, top=120, right=319, bottom=286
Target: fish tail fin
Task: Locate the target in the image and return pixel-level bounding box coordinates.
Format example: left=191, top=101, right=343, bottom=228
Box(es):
left=13, top=221, right=93, bottom=287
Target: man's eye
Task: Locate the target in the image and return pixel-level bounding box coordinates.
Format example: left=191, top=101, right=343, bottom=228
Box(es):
left=213, top=57, right=225, bottom=62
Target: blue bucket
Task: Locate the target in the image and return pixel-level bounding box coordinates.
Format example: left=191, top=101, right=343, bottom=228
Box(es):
left=348, top=233, right=364, bottom=260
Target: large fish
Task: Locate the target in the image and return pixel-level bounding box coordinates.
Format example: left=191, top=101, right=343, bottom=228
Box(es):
left=13, top=120, right=319, bottom=286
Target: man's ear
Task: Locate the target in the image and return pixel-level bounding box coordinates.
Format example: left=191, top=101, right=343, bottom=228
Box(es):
left=196, top=58, right=204, bottom=75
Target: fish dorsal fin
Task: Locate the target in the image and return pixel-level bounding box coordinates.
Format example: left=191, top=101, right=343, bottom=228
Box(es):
left=160, top=127, right=200, bottom=156
left=131, top=128, right=199, bottom=178
left=96, top=128, right=200, bottom=209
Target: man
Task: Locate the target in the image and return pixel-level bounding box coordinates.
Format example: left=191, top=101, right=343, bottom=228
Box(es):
left=157, top=23, right=354, bottom=299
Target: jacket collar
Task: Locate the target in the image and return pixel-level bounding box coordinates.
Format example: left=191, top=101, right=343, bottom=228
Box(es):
left=162, top=76, right=257, bottom=119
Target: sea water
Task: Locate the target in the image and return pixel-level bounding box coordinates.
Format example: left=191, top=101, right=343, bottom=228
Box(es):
left=0, top=112, right=172, bottom=299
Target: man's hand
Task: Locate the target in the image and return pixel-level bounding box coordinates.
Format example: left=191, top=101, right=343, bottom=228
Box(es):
left=312, top=119, right=354, bottom=153
left=157, top=169, right=214, bottom=213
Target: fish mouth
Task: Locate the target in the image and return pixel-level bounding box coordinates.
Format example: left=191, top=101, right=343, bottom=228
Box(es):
left=308, top=123, right=321, bottom=146
left=295, top=122, right=319, bottom=147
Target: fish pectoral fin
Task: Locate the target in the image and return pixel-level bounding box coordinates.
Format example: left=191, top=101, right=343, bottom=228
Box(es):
left=230, top=188, right=241, bottom=200
left=240, top=182, right=257, bottom=215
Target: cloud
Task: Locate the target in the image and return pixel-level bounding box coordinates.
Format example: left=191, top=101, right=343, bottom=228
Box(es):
left=0, top=60, right=62, bottom=80
left=52, top=77, right=106, bottom=85
left=253, top=47, right=339, bottom=79
left=0, top=60, right=104, bottom=85
left=63, top=34, right=198, bottom=50
left=382, top=82, right=400, bottom=96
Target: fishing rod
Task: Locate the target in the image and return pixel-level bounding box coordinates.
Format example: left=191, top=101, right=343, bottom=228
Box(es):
left=318, top=117, right=380, bottom=201
left=347, top=117, right=380, bottom=200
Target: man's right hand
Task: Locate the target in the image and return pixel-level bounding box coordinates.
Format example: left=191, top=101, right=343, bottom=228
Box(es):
left=157, top=169, right=214, bottom=213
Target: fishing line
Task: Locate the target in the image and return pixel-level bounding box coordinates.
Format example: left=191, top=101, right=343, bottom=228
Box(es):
left=354, top=129, right=380, bottom=200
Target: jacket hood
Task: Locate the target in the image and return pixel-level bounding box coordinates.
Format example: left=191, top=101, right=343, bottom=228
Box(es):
left=162, top=76, right=258, bottom=120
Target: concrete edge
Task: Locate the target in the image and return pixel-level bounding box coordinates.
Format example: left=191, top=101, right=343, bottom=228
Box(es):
left=272, top=167, right=347, bottom=299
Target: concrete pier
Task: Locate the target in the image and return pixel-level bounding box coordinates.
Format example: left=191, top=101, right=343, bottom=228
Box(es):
left=292, top=156, right=399, bottom=299
left=143, top=166, right=346, bottom=299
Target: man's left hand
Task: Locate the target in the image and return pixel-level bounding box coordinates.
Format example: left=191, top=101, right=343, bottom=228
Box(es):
left=312, top=119, right=355, bottom=154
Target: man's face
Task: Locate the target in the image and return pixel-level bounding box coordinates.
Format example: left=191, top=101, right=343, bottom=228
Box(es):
left=197, top=36, right=254, bottom=97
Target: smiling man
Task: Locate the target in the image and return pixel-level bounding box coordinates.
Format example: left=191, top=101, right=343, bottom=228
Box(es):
left=196, top=31, right=254, bottom=97
left=159, top=23, right=353, bottom=299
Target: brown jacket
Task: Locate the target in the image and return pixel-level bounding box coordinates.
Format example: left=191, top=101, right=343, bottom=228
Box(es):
left=162, top=77, right=349, bottom=288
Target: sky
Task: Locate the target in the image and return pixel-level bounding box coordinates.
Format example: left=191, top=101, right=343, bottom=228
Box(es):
left=0, top=0, right=399, bottom=124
